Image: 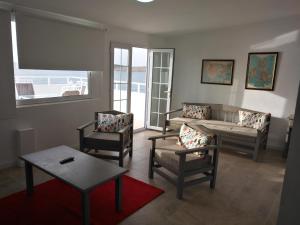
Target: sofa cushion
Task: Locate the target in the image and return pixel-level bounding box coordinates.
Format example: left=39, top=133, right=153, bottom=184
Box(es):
left=182, top=104, right=211, bottom=119
left=238, top=110, right=268, bottom=129
left=196, top=120, right=258, bottom=137
left=169, top=118, right=258, bottom=137
left=177, top=123, right=212, bottom=156
left=169, top=117, right=199, bottom=125
left=97, top=113, right=117, bottom=132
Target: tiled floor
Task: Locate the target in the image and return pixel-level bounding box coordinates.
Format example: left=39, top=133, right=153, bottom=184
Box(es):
left=0, top=130, right=286, bottom=225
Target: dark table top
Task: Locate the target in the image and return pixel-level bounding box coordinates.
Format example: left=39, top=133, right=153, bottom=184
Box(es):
left=20, top=145, right=128, bottom=192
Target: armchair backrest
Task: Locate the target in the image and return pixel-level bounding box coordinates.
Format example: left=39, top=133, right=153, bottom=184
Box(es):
left=94, top=110, right=124, bottom=130
left=94, top=110, right=134, bottom=131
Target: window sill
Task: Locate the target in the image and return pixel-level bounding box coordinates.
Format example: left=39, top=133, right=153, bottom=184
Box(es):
left=16, top=94, right=94, bottom=108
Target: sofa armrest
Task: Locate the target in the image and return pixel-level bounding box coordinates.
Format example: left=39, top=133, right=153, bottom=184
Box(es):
left=148, top=134, right=179, bottom=141
left=258, top=121, right=270, bottom=133
left=162, top=108, right=183, bottom=134
left=163, top=108, right=183, bottom=117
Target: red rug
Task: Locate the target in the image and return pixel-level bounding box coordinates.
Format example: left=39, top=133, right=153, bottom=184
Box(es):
left=0, top=175, right=163, bottom=225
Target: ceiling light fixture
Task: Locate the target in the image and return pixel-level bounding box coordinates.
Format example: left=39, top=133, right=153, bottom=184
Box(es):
left=137, top=0, right=155, bottom=3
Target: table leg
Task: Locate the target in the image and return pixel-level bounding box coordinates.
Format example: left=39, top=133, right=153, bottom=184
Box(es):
left=81, top=192, right=90, bottom=225
left=25, top=161, right=33, bottom=196
left=115, top=176, right=122, bottom=212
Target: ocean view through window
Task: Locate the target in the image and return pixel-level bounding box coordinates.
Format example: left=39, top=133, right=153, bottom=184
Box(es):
left=11, top=21, right=90, bottom=104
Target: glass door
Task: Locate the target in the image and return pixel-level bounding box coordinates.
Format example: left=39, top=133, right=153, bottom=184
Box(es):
left=131, top=47, right=148, bottom=130
left=111, top=43, right=132, bottom=113
left=147, top=49, right=174, bottom=130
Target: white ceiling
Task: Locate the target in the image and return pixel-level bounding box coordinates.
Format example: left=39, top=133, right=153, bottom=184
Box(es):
left=3, top=0, right=300, bottom=36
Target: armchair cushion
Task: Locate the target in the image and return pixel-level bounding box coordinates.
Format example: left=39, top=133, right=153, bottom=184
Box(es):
left=177, top=123, right=212, bottom=156
left=97, top=113, right=117, bottom=132
left=155, top=149, right=212, bottom=174
left=182, top=104, right=211, bottom=119
left=238, top=110, right=268, bottom=129
left=87, top=132, right=120, bottom=141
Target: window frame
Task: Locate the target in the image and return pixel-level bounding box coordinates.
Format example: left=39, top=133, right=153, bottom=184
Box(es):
left=10, top=16, right=93, bottom=107
left=15, top=72, right=92, bottom=107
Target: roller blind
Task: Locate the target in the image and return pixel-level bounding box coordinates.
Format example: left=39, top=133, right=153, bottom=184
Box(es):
left=0, top=9, right=16, bottom=119
left=15, top=12, right=105, bottom=71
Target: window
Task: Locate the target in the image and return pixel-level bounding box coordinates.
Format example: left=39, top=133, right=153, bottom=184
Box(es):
left=11, top=21, right=90, bottom=105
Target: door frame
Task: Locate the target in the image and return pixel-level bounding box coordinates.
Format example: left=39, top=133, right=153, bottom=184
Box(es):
left=146, top=48, right=175, bottom=131
left=110, top=42, right=151, bottom=132
left=110, top=42, right=132, bottom=113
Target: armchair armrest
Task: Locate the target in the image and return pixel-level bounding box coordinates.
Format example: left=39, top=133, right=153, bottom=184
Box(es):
left=118, top=125, right=130, bottom=134
left=175, top=145, right=218, bottom=156
left=148, top=134, right=179, bottom=141
left=77, top=120, right=97, bottom=131
left=91, top=125, right=130, bottom=135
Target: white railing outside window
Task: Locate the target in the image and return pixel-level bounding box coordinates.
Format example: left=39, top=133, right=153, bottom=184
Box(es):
left=15, top=74, right=89, bottom=101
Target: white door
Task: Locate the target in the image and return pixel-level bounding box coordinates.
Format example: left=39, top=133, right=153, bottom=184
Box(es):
left=147, top=49, right=174, bottom=130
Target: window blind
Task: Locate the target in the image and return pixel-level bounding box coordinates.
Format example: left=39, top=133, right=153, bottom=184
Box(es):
left=15, top=12, right=105, bottom=71
left=0, top=9, right=16, bottom=119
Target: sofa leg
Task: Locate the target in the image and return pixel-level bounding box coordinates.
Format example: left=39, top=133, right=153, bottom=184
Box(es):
left=162, top=115, right=167, bottom=135
left=253, top=144, right=260, bottom=161
left=263, top=140, right=268, bottom=150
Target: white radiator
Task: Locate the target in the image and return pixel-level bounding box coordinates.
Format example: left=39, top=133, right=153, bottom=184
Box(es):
left=17, top=128, right=36, bottom=167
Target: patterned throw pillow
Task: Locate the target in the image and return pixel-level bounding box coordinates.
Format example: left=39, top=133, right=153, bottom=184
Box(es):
left=238, top=110, right=268, bottom=129
left=116, top=113, right=132, bottom=130
left=97, top=113, right=117, bottom=132
left=182, top=104, right=211, bottom=119
left=177, top=123, right=212, bottom=157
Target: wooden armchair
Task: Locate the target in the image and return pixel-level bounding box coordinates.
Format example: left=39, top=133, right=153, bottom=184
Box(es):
left=148, top=133, right=219, bottom=199
left=77, top=110, right=133, bottom=167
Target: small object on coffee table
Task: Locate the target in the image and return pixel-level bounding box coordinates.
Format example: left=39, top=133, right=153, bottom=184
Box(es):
left=59, top=157, right=75, bottom=164
left=20, top=145, right=128, bottom=225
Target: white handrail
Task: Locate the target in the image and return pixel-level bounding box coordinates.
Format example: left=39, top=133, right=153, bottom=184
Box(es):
left=15, top=76, right=146, bottom=94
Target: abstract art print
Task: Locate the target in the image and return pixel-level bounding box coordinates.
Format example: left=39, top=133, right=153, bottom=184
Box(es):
left=201, top=60, right=234, bottom=85
left=245, top=52, right=278, bottom=91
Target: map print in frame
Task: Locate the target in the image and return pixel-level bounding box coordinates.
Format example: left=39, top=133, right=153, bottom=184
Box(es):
left=201, top=59, right=234, bottom=85
left=245, top=52, right=278, bottom=91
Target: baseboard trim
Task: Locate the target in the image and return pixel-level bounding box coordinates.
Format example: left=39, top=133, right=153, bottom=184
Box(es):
left=0, top=160, right=17, bottom=170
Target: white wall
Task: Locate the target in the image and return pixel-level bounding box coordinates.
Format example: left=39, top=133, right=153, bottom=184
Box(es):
left=0, top=20, right=166, bottom=168
left=166, top=16, right=300, bottom=150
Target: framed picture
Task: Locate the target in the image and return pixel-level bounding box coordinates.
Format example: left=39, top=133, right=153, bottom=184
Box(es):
left=201, top=59, right=234, bottom=85
left=245, top=52, right=279, bottom=91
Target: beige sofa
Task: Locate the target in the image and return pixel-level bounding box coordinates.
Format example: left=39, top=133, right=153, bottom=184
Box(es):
left=162, top=102, right=271, bottom=161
